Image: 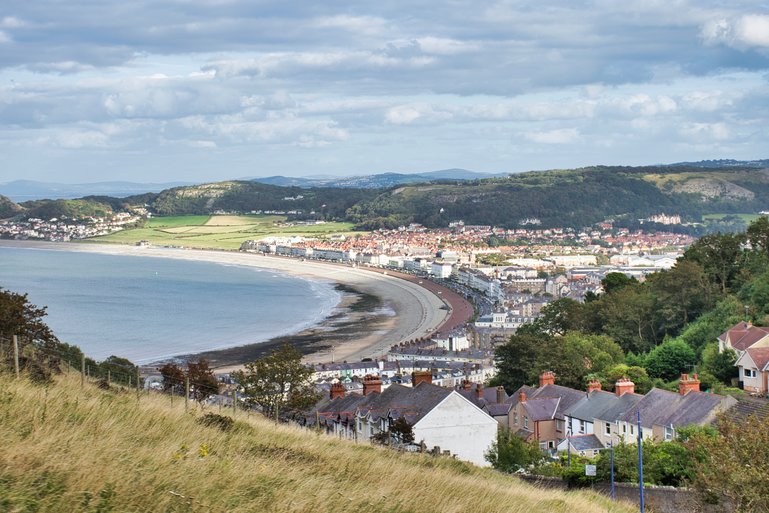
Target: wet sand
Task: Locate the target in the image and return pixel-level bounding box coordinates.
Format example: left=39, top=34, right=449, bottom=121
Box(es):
left=0, top=240, right=473, bottom=368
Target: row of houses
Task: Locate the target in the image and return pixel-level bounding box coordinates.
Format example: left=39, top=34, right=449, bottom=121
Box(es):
left=719, top=321, right=769, bottom=394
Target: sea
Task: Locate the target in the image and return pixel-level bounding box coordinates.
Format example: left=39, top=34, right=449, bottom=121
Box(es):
left=0, top=246, right=341, bottom=364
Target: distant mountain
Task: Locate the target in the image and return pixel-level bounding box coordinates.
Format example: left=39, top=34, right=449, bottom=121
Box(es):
left=669, top=159, right=769, bottom=169
left=251, top=169, right=506, bottom=189
left=0, top=180, right=195, bottom=201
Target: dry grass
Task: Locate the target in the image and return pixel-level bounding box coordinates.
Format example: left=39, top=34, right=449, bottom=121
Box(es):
left=0, top=371, right=633, bottom=513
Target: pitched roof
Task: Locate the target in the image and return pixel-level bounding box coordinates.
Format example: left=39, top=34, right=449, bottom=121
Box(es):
left=728, top=325, right=769, bottom=351
left=620, top=388, right=735, bottom=428
left=486, top=402, right=512, bottom=417
left=523, top=397, right=560, bottom=421
left=565, top=390, right=616, bottom=421
left=723, top=396, right=769, bottom=423
left=566, top=434, right=605, bottom=452
left=358, top=382, right=452, bottom=425
left=530, top=384, right=586, bottom=420
left=744, top=347, right=769, bottom=371
left=718, top=321, right=750, bottom=342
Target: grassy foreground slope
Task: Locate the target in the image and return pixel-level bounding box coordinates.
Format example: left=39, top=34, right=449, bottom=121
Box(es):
left=0, top=372, right=630, bottom=513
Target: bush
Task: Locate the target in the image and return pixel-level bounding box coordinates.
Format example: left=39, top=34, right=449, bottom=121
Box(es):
left=198, top=413, right=235, bottom=432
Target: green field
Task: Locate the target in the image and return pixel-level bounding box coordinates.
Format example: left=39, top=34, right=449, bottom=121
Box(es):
left=702, top=213, right=763, bottom=223
left=91, top=215, right=360, bottom=250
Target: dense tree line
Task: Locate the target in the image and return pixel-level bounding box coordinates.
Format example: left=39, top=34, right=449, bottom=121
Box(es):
left=493, top=217, right=769, bottom=394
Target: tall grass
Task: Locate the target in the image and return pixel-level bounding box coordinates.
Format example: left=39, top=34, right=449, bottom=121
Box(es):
left=0, top=371, right=632, bottom=512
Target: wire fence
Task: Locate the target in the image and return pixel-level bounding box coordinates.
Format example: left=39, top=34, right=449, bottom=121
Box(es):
left=0, top=334, right=244, bottom=417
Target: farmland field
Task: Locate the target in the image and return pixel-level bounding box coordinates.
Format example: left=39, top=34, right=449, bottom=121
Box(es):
left=91, top=215, right=360, bottom=250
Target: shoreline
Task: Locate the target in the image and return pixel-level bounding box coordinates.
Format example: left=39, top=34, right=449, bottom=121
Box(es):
left=0, top=240, right=471, bottom=368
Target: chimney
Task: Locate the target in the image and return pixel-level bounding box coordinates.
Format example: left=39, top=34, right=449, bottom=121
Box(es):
left=539, top=371, right=555, bottom=387
left=519, top=390, right=527, bottom=403
left=462, top=379, right=472, bottom=391
left=587, top=379, right=602, bottom=394
left=679, top=373, right=701, bottom=395
left=615, top=378, right=635, bottom=397
left=330, top=382, right=345, bottom=400
left=362, top=375, right=382, bottom=396
left=475, top=383, right=483, bottom=400
left=496, top=386, right=506, bottom=404
left=412, top=370, right=432, bottom=387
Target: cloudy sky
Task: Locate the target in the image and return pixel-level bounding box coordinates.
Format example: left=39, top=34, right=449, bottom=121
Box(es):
left=1, top=1, right=768, bottom=183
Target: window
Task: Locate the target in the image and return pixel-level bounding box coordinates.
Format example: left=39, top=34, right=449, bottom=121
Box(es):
left=745, top=368, right=756, bottom=378
left=578, top=419, right=585, bottom=434
left=556, top=420, right=563, bottom=432
left=622, top=424, right=627, bottom=434
left=630, top=425, right=634, bottom=435
left=605, top=423, right=611, bottom=436
left=358, top=420, right=362, bottom=431
left=513, top=412, right=519, bottom=425
left=524, top=416, right=529, bottom=429
left=664, top=426, right=674, bottom=441
left=548, top=441, right=555, bottom=449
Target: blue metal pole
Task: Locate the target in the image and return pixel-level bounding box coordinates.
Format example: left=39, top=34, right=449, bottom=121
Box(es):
left=567, top=427, right=571, bottom=466
left=610, top=441, right=615, bottom=501
left=638, top=411, right=644, bottom=512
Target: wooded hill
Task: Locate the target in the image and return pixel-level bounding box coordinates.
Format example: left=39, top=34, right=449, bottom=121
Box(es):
left=4, top=163, right=769, bottom=229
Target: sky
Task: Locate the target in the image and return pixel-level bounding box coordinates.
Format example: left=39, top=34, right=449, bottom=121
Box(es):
left=1, top=1, right=768, bottom=184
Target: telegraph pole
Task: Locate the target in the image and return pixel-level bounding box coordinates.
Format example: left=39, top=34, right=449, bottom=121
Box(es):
left=13, top=335, right=20, bottom=379
left=638, top=410, right=645, bottom=512
left=185, top=376, right=190, bottom=413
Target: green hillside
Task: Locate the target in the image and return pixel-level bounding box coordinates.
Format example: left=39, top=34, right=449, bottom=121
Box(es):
left=8, top=164, right=769, bottom=230
left=0, top=371, right=630, bottom=513
left=0, top=194, right=23, bottom=219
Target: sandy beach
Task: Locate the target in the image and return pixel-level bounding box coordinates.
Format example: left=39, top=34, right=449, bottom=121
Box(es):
left=0, top=240, right=469, bottom=368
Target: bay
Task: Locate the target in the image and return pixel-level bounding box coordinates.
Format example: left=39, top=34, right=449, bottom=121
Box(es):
left=0, top=247, right=340, bottom=363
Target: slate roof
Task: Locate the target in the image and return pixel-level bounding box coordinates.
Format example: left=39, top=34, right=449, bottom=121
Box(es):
left=530, top=384, right=586, bottom=420
left=486, top=402, right=513, bottom=417
left=565, top=390, right=616, bottom=421
left=357, top=382, right=452, bottom=425
left=567, top=434, right=605, bottom=452
left=619, top=388, right=735, bottom=428
left=724, top=396, right=769, bottom=423
left=523, top=397, right=560, bottom=421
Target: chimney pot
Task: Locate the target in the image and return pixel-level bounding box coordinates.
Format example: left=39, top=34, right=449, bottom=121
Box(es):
left=412, top=370, right=432, bottom=387
left=496, top=386, right=506, bottom=404
left=475, top=383, right=483, bottom=400
left=539, top=371, right=555, bottom=387
left=330, top=382, right=345, bottom=400
left=679, top=373, right=701, bottom=395
left=614, top=378, right=635, bottom=397
left=362, top=375, right=382, bottom=396
left=519, top=390, right=527, bottom=403
left=587, top=379, right=602, bottom=393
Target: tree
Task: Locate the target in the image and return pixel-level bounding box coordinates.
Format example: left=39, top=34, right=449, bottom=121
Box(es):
left=701, top=343, right=738, bottom=384
left=647, top=260, right=716, bottom=336
left=373, top=416, right=415, bottom=446
left=0, top=288, right=57, bottom=343
left=598, top=364, right=653, bottom=394
left=485, top=428, right=544, bottom=472
left=601, top=272, right=638, bottom=294
left=546, top=332, right=625, bottom=389
left=187, top=359, right=219, bottom=404
left=159, top=363, right=186, bottom=394
left=644, top=338, right=696, bottom=381
left=233, top=344, right=319, bottom=421
left=597, top=285, right=658, bottom=353
left=526, top=298, right=586, bottom=336
left=491, top=333, right=551, bottom=392
left=683, top=232, right=746, bottom=294
left=747, top=215, right=769, bottom=256
left=688, top=414, right=769, bottom=512
left=98, top=355, right=138, bottom=387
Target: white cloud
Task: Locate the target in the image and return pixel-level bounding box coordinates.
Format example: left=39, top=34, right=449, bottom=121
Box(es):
left=312, top=15, right=387, bottom=36
left=524, top=128, right=580, bottom=144
left=0, top=31, right=11, bottom=44
left=679, top=122, right=730, bottom=141
left=702, top=14, right=769, bottom=49
left=0, top=17, right=25, bottom=28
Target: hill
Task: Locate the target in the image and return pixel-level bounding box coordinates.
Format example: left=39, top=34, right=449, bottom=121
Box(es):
left=0, top=194, right=23, bottom=219
left=252, top=169, right=505, bottom=188
left=0, top=371, right=628, bottom=513
left=347, top=165, right=769, bottom=229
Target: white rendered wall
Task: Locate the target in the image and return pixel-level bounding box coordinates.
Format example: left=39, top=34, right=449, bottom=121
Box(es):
left=412, top=392, right=498, bottom=467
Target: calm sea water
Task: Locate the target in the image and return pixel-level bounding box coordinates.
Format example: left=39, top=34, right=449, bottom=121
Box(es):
left=0, top=247, right=340, bottom=363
